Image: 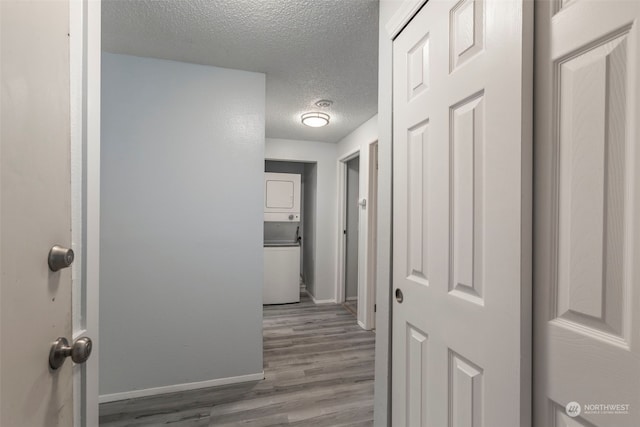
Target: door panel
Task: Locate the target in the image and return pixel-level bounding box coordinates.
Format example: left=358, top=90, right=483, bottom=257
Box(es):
left=450, top=93, right=484, bottom=304
left=1, top=0, right=73, bottom=426
left=392, top=0, right=532, bottom=425
left=534, top=1, right=640, bottom=426
left=406, top=324, right=428, bottom=427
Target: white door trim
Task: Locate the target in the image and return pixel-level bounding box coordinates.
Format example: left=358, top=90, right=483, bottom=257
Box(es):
left=385, top=0, right=428, bottom=40
left=98, top=372, right=265, bottom=404
left=336, top=142, right=378, bottom=331
left=366, top=141, right=379, bottom=330
left=84, top=1, right=101, bottom=422
left=70, top=0, right=101, bottom=424
left=336, top=148, right=360, bottom=307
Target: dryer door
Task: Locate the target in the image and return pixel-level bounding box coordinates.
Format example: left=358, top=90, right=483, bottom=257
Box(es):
left=264, top=172, right=301, bottom=221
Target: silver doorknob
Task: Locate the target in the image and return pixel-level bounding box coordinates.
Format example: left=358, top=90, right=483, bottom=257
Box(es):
left=49, top=336, right=92, bottom=370
left=48, top=245, right=74, bottom=272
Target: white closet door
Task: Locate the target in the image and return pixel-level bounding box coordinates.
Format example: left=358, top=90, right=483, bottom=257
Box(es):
left=392, top=0, right=532, bottom=425
left=534, top=1, right=640, bottom=426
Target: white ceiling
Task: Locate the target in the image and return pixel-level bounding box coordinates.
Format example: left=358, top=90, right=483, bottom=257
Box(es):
left=102, top=0, right=379, bottom=143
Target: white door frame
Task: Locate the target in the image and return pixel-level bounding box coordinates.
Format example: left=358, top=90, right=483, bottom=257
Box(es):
left=265, top=157, right=314, bottom=295
left=385, top=0, right=430, bottom=40
left=70, top=0, right=101, bottom=424
left=366, top=141, right=379, bottom=330
left=336, top=141, right=378, bottom=331
left=336, top=148, right=360, bottom=309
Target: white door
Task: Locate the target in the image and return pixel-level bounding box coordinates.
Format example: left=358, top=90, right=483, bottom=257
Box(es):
left=1, top=1, right=95, bottom=425
left=392, top=0, right=532, bottom=425
left=534, top=1, right=640, bottom=426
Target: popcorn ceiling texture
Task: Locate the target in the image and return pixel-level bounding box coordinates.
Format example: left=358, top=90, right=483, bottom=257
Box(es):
left=102, top=0, right=379, bottom=143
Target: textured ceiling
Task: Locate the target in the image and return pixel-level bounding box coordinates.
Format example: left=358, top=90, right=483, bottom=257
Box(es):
left=102, top=0, right=379, bottom=143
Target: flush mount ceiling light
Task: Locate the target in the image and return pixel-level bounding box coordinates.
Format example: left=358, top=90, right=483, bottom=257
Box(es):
left=301, top=112, right=330, bottom=128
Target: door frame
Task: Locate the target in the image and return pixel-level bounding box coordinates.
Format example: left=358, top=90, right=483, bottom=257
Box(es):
left=265, top=158, right=318, bottom=297
left=336, top=148, right=360, bottom=309
left=366, top=141, right=378, bottom=330
left=70, top=0, right=101, bottom=424
left=336, top=140, right=378, bottom=332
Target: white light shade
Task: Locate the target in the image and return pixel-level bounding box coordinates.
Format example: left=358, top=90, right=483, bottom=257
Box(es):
left=301, top=112, right=330, bottom=127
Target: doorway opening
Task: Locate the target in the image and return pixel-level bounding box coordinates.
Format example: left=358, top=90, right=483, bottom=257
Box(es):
left=344, top=155, right=360, bottom=317
left=337, top=141, right=378, bottom=331
left=264, top=160, right=316, bottom=298
left=367, top=141, right=378, bottom=330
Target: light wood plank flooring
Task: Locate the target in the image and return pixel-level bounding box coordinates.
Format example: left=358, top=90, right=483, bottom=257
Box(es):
left=99, top=293, right=375, bottom=426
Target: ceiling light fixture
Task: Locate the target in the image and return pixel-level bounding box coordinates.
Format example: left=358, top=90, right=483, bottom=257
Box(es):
left=301, top=112, right=330, bottom=128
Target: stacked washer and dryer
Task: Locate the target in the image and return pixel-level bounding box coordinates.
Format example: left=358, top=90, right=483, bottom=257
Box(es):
left=263, top=172, right=301, bottom=304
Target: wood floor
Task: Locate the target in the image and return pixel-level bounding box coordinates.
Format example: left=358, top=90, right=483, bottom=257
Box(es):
left=99, top=293, right=376, bottom=426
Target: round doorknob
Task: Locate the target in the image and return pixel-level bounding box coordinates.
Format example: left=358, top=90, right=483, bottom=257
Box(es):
left=49, top=336, right=93, bottom=370
left=48, top=245, right=74, bottom=272
left=395, top=288, right=404, bottom=303
left=70, top=337, right=93, bottom=364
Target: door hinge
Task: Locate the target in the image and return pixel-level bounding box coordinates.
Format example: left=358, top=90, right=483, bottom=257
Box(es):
left=374, top=304, right=377, bottom=312
left=344, top=229, right=347, bottom=235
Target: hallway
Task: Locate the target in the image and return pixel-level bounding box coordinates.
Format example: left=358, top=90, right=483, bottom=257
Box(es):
left=99, top=293, right=375, bottom=426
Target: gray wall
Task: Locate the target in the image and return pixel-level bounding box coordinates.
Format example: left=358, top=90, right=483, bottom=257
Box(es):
left=265, top=160, right=305, bottom=175
left=303, top=163, right=317, bottom=295
left=100, top=53, right=265, bottom=396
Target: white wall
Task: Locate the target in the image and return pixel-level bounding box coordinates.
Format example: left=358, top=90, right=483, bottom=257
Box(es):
left=265, top=138, right=337, bottom=301
left=336, top=114, right=379, bottom=158
left=374, top=1, right=404, bottom=425
left=100, top=53, right=265, bottom=398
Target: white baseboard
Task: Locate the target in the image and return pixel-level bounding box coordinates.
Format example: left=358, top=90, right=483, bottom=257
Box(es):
left=98, top=371, right=264, bottom=404
left=357, top=320, right=367, bottom=330
left=306, top=290, right=336, bottom=305
left=346, top=296, right=358, bottom=301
